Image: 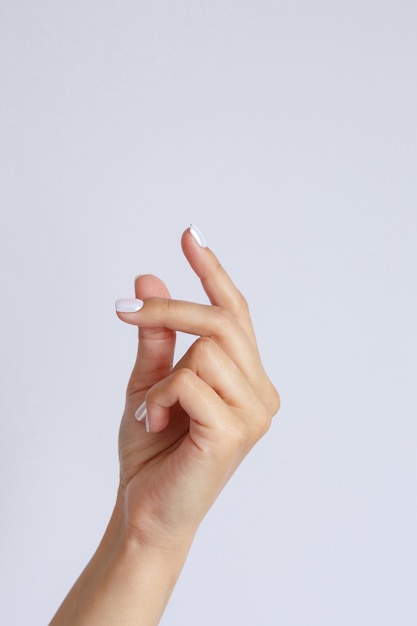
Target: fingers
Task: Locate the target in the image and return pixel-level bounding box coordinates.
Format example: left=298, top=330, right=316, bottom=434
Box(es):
left=126, top=275, right=176, bottom=396
left=115, top=227, right=280, bottom=420
left=116, top=227, right=257, bottom=368
left=181, top=227, right=258, bottom=345
left=173, top=337, right=255, bottom=409
left=145, top=338, right=271, bottom=444
left=144, top=369, right=223, bottom=435
left=117, top=296, right=259, bottom=387
left=181, top=226, right=279, bottom=411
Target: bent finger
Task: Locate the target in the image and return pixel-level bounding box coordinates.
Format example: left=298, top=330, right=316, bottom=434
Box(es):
left=145, top=368, right=224, bottom=435
left=173, top=337, right=259, bottom=413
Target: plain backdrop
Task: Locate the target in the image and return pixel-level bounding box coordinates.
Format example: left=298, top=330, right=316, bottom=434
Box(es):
left=1, top=1, right=416, bottom=624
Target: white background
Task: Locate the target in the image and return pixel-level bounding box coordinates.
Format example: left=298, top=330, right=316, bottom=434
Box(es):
left=1, top=1, right=416, bottom=624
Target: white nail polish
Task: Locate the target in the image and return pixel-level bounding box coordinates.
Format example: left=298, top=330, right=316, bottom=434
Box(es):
left=145, top=411, right=150, bottom=433
left=189, top=224, right=207, bottom=248
left=135, top=401, right=147, bottom=422
left=115, top=299, right=144, bottom=313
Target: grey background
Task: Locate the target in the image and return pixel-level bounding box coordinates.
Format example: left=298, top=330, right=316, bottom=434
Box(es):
left=1, top=1, right=416, bottom=624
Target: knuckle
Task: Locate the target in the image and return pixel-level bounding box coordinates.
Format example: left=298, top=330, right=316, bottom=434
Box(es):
left=268, top=385, right=281, bottom=416
left=221, top=413, right=254, bottom=448
left=259, top=379, right=281, bottom=417
left=174, top=367, right=194, bottom=389
left=213, top=307, right=238, bottom=332
left=162, top=297, right=178, bottom=315
left=255, top=407, right=273, bottom=439
left=234, top=290, right=249, bottom=314
left=240, top=400, right=273, bottom=443
left=224, top=421, right=248, bottom=450
left=192, top=336, right=214, bottom=359
left=188, top=337, right=217, bottom=372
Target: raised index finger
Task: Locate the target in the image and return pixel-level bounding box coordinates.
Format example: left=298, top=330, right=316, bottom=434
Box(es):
left=182, top=226, right=257, bottom=346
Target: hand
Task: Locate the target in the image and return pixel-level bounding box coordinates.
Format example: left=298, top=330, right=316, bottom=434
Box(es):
left=115, top=227, right=280, bottom=548
left=50, top=226, right=280, bottom=625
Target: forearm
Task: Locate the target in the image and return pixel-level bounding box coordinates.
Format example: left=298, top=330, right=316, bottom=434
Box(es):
left=50, top=493, right=193, bottom=626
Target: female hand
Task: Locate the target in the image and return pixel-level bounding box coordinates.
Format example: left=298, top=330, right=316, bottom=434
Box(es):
left=50, top=225, right=279, bottom=625
left=115, top=226, right=280, bottom=548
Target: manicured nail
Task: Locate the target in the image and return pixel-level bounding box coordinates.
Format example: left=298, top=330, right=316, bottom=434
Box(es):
left=115, top=298, right=144, bottom=313
left=135, top=401, right=147, bottom=422
left=145, top=411, right=150, bottom=433
left=189, top=224, right=207, bottom=248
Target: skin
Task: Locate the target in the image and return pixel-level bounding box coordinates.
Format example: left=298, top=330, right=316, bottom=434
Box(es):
left=50, top=228, right=280, bottom=626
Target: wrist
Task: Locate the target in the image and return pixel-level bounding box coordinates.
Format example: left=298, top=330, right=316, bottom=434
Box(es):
left=93, top=492, right=194, bottom=624
left=115, top=483, right=199, bottom=557
left=51, top=492, right=195, bottom=626
left=112, top=488, right=195, bottom=562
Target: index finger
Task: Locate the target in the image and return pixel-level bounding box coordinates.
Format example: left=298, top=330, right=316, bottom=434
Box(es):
left=182, top=226, right=257, bottom=346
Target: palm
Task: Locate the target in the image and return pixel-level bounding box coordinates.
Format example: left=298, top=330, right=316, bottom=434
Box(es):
left=119, top=391, right=206, bottom=535
left=119, top=393, right=188, bottom=482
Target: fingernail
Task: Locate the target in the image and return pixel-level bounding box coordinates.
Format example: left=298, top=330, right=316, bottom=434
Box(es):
left=135, top=400, right=147, bottom=422
left=189, top=224, right=207, bottom=248
left=145, top=411, right=150, bottom=433
left=115, top=298, right=144, bottom=313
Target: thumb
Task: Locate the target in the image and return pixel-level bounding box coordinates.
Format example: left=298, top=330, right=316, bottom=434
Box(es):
left=121, top=274, right=176, bottom=398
